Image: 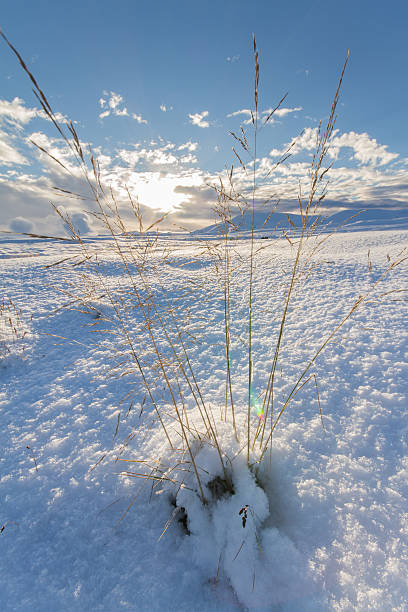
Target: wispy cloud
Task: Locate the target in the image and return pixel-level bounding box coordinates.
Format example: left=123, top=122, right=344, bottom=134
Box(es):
left=160, top=104, right=174, bottom=112
left=99, top=91, right=147, bottom=123
left=227, top=107, right=302, bottom=125
left=226, top=109, right=252, bottom=120
left=263, top=106, right=302, bottom=119
left=178, top=141, right=198, bottom=152
left=226, top=55, right=240, bottom=63
left=189, top=111, right=210, bottom=128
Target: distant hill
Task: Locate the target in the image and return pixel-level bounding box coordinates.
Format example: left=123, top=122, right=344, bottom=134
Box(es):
left=193, top=207, right=408, bottom=236
left=323, top=208, right=408, bottom=231
left=192, top=210, right=318, bottom=236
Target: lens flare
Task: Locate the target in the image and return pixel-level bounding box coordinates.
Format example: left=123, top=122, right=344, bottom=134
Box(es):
left=250, top=387, right=264, bottom=421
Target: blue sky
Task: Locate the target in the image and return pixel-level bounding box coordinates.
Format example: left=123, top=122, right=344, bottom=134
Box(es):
left=1, top=0, right=407, bottom=233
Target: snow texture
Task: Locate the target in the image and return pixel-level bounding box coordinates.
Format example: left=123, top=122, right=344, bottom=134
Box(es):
left=1, top=226, right=407, bottom=611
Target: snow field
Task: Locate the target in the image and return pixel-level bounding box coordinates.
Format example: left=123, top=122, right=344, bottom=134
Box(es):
left=0, top=229, right=407, bottom=610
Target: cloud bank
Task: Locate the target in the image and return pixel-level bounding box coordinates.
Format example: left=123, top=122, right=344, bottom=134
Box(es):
left=0, top=96, right=407, bottom=233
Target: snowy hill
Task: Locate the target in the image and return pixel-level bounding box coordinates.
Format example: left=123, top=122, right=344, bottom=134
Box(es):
left=194, top=207, right=408, bottom=236
left=193, top=210, right=316, bottom=236
left=325, top=207, right=408, bottom=231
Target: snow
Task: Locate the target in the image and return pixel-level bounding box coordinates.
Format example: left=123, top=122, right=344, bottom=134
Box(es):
left=1, top=226, right=407, bottom=611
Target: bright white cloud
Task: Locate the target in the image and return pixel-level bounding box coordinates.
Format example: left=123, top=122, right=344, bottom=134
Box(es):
left=143, top=149, right=178, bottom=165
left=189, top=111, right=210, bottom=128
left=0, top=131, right=28, bottom=165
left=99, top=91, right=147, bottom=123
left=27, top=131, right=80, bottom=176
left=264, top=106, right=302, bottom=119
left=107, top=92, right=123, bottom=110
left=0, top=97, right=68, bottom=128
left=0, top=97, right=40, bottom=126
left=132, top=113, right=146, bottom=123
left=118, top=142, right=198, bottom=168
left=270, top=128, right=398, bottom=169
left=329, top=131, right=398, bottom=166
left=227, top=107, right=302, bottom=125
left=269, top=127, right=318, bottom=157
left=179, top=153, right=198, bottom=164
left=227, top=108, right=252, bottom=119
left=178, top=141, right=198, bottom=152
left=118, top=149, right=140, bottom=166
left=160, top=104, right=167, bottom=112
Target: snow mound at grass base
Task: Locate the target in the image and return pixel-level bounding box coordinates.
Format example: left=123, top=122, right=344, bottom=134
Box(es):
left=174, top=423, right=311, bottom=609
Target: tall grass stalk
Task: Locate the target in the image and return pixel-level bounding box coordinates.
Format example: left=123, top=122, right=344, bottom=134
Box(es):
left=3, top=29, right=407, bottom=506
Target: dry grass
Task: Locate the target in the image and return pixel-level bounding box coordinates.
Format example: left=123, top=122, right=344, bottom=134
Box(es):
left=3, top=30, right=407, bottom=509
left=0, top=297, right=29, bottom=360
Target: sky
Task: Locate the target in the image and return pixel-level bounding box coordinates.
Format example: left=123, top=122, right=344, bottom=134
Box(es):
left=1, top=0, right=408, bottom=234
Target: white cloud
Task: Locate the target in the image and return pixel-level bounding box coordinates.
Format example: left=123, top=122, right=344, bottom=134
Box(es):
left=227, top=108, right=252, bottom=119
left=270, top=128, right=398, bottom=169
left=226, top=55, right=240, bottom=63
left=189, top=111, right=210, bottom=128
left=117, top=141, right=198, bottom=168
left=1, top=98, right=406, bottom=234
left=0, top=97, right=68, bottom=128
left=132, top=113, right=147, bottom=123
left=263, top=106, right=302, bottom=119
left=0, top=131, right=28, bottom=165
left=27, top=131, right=80, bottom=176
left=160, top=104, right=167, bottom=112
left=180, top=153, right=198, bottom=164
left=178, top=141, right=198, bottom=152
left=143, top=149, right=178, bottom=165
left=270, top=127, right=318, bottom=157
left=227, top=107, right=302, bottom=125
left=328, top=131, right=398, bottom=166
left=0, top=97, right=40, bottom=126
left=106, top=92, right=123, bottom=110
left=99, top=91, right=147, bottom=123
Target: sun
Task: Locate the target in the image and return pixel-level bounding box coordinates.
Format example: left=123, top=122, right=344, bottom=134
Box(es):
left=126, top=172, right=203, bottom=214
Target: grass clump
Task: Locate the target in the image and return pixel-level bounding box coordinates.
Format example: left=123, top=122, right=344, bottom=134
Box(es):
left=0, top=296, right=30, bottom=362
left=3, top=29, right=407, bottom=607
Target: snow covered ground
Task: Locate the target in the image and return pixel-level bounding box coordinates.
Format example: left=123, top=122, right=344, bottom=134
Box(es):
left=1, top=226, right=407, bottom=611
